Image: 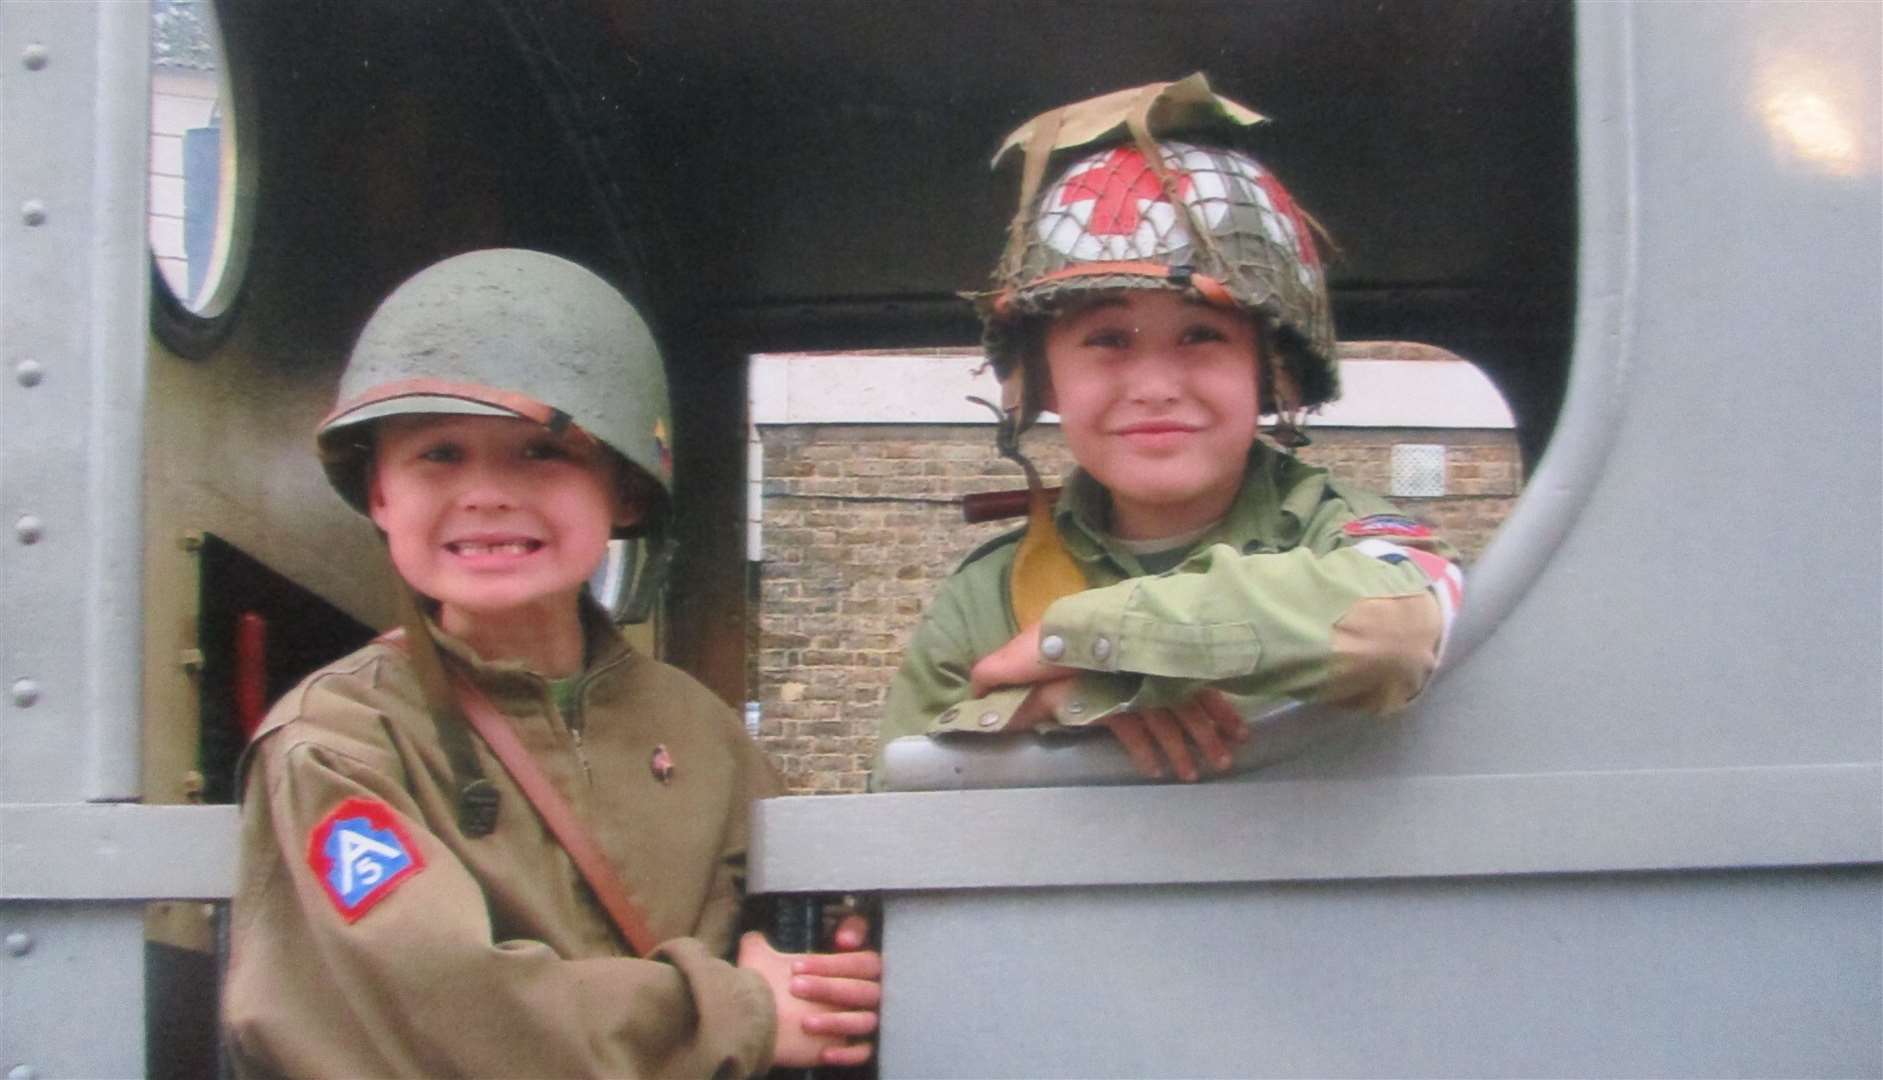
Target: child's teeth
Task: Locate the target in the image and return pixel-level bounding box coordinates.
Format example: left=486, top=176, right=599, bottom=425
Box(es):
left=457, top=541, right=532, bottom=555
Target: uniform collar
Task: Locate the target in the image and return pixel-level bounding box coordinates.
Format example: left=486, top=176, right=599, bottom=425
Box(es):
left=426, top=593, right=633, bottom=690
left=1053, top=441, right=1326, bottom=572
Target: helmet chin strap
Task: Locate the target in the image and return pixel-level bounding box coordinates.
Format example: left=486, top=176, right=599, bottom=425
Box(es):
left=967, top=395, right=1088, bottom=626
left=1265, top=346, right=1311, bottom=450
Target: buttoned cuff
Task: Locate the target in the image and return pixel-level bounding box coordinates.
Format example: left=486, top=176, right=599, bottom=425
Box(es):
left=919, top=675, right=1145, bottom=734
left=924, top=687, right=1032, bottom=734
left=1041, top=672, right=1135, bottom=727
left=1041, top=587, right=1263, bottom=680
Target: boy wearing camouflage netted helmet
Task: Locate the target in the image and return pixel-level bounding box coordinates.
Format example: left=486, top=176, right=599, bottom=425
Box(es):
left=224, top=249, right=879, bottom=1076
left=879, top=76, right=1466, bottom=783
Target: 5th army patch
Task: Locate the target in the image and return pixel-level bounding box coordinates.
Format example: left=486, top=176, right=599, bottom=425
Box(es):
left=307, top=797, right=425, bottom=921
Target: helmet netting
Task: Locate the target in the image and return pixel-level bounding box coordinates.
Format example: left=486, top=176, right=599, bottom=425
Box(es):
left=981, top=140, right=1339, bottom=412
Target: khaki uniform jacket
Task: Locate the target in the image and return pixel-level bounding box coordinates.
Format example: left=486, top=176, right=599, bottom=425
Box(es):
left=224, top=603, right=781, bottom=1078
left=878, top=444, right=1464, bottom=777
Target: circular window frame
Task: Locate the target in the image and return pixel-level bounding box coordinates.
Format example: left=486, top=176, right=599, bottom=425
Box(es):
left=148, top=3, right=257, bottom=360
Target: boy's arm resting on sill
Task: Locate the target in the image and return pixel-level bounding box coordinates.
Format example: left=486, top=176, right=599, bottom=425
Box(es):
left=1031, top=536, right=1459, bottom=720
left=225, top=736, right=779, bottom=1079
left=877, top=576, right=1035, bottom=757
left=878, top=496, right=1464, bottom=780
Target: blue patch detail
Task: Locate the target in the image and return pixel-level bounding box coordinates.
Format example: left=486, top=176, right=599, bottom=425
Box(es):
left=322, top=815, right=416, bottom=912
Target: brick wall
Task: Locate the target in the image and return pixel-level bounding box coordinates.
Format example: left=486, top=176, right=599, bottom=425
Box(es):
left=751, top=423, right=1522, bottom=794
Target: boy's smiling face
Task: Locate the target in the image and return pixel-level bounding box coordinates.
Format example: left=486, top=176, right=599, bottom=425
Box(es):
left=1042, top=290, right=1263, bottom=541
left=368, top=414, right=638, bottom=627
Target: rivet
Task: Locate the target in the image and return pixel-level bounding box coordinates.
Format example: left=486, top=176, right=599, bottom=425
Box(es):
left=21, top=43, right=49, bottom=71
left=936, top=707, right=957, bottom=726
left=977, top=710, right=1001, bottom=728
left=10, top=679, right=39, bottom=708
left=1039, top=634, right=1066, bottom=661
left=8, top=1065, right=38, bottom=1080
left=15, top=515, right=42, bottom=544
left=1066, top=700, right=1085, bottom=715
left=1091, top=636, right=1112, bottom=662
left=20, top=201, right=46, bottom=227
left=15, top=359, right=43, bottom=387
left=4, top=932, right=31, bottom=957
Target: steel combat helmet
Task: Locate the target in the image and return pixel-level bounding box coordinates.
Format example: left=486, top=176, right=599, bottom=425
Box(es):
left=978, top=73, right=1339, bottom=435
left=970, top=76, right=1340, bottom=628
left=317, top=247, right=675, bottom=622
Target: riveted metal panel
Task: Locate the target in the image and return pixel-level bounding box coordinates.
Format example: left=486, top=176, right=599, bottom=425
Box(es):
left=0, top=1, right=149, bottom=803
left=2, top=5, right=156, bottom=1076
left=0, top=904, right=146, bottom=1079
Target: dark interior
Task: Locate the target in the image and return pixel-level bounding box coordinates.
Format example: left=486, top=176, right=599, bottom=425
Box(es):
left=197, top=0, right=1577, bottom=695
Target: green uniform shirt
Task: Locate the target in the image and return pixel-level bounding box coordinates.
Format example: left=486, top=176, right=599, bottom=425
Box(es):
left=877, top=444, right=1462, bottom=782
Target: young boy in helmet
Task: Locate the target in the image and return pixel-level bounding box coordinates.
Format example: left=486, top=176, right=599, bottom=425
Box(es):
left=879, top=76, right=1465, bottom=784
left=223, top=249, right=879, bottom=1076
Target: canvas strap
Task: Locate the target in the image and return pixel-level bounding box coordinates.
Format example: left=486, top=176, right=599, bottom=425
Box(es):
left=998, top=106, right=1067, bottom=283
left=380, top=605, right=660, bottom=957
left=392, top=587, right=501, bottom=838
left=449, top=669, right=661, bottom=958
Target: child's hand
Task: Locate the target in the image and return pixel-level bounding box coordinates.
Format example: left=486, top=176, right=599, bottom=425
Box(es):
left=737, top=929, right=881, bottom=1068
left=975, top=625, right=1249, bottom=781
left=1009, top=682, right=1249, bottom=782
left=969, top=623, right=1076, bottom=696
left=1094, top=689, right=1249, bottom=781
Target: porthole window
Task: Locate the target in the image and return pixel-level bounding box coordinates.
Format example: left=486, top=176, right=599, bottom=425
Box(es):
left=148, top=0, right=252, bottom=356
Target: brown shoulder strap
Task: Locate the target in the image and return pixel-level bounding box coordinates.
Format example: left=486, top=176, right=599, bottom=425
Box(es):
left=378, top=614, right=661, bottom=957
left=450, top=672, right=662, bottom=957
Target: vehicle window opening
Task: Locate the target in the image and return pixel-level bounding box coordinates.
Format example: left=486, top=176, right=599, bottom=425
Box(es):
left=741, top=344, right=1521, bottom=794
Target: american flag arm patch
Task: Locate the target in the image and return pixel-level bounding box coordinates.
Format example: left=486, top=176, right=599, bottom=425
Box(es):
left=1352, top=538, right=1466, bottom=661
left=1343, top=514, right=1434, bottom=540
left=307, top=797, right=426, bottom=922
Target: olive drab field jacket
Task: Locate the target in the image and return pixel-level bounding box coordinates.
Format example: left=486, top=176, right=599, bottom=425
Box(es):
left=878, top=443, right=1465, bottom=775
left=224, top=601, right=781, bottom=1077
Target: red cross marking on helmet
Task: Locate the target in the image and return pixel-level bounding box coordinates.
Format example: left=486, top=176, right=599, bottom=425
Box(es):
left=1055, top=147, right=1195, bottom=236
left=1252, top=168, right=1321, bottom=271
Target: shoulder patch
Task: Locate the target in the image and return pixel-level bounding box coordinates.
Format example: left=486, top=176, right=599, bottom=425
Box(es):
left=955, top=526, right=1026, bottom=574
left=1343, top=514, right=1433, bottom=540
left=307, top=797, right=425, bottom=922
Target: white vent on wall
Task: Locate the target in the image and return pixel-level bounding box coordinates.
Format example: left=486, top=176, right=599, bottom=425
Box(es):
left=1391, top=443, right=1448, bottom=497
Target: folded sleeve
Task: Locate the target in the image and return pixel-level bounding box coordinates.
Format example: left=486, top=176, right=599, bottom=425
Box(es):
left=1037, top=490, right=1465, bottom=719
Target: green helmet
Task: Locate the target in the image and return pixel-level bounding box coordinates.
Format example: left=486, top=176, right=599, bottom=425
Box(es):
left=317, top=248, right=674, bottom=620
left=978, top=74, right=1339, bottom=433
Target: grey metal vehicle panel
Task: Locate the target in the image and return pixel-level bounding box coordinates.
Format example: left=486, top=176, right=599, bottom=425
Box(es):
left=1, top=5, right=169, bottom=1077
left=0, top=0, right=1876, bottom=1076
left=752, top=3, right=1883, bottom=1074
